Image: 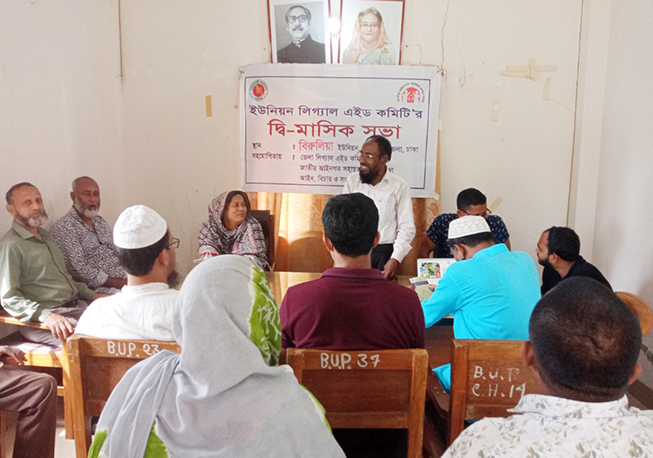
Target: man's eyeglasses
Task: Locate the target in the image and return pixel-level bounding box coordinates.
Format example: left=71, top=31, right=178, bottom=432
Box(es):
left=461, top=209, right=492, bottom=218
left=169, top=237, right=180, bottom=249
left=287, top=14, right=308, bottom=23
left=359, top=151, right=380, bottom=159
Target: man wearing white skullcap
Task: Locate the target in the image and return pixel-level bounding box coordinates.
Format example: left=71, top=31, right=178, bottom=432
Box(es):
left=75, top=205, right=180, bottom=340
left=421, top=215, right=541, bottom=392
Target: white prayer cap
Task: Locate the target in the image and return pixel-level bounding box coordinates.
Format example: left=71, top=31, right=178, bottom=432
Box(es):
left=113, top=205, right=167, bottom=249
left=448, top=215, right=491, bottom=240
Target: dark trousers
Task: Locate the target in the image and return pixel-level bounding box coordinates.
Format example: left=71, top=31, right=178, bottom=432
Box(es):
left=371, top=244, right=394, bottom=272
left=0, top=368, right=57, bottom=458
left=333, top=429, right=408, bottom=458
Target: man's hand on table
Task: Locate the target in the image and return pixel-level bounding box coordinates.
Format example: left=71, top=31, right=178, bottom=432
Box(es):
left=0, top=345, right=26, bottom=367
left=383, top=258, right=400, bottom=280
left=44, top=313, right=75, bottom=341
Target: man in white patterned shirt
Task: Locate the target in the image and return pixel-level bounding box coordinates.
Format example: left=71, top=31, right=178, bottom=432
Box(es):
left=52, top=177, right=126, bottom=291
left=443, top=277, right=653, bottom=458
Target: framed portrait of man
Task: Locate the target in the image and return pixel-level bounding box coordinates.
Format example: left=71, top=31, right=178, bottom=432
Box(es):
left=338, top=0, right=405, bottom=65
left=268, top=0, right=332, bottom=64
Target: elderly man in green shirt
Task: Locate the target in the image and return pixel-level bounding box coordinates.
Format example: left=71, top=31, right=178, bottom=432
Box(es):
left=1, top=182, right=107, bottom=346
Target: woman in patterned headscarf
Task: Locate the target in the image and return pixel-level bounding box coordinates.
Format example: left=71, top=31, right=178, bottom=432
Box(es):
left=89, top=255, right=344, bottom=458
left=198, top=191, right=268, bottom=270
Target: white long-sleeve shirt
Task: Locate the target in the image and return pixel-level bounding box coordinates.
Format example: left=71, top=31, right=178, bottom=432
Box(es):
left=342, top=171, right=415, bottom=263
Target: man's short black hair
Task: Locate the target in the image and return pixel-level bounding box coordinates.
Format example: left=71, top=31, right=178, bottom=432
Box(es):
left=117, top=230, right=170, bottom=276
left=365, top=135, right=392, bottom=160
left=322, top=193, right=378, bottom=257
left=546, top=226, right=580, bottom=262
left=6, top=182, right=36, bottom=205
left=456, top=188, right=486, bottom=211
left=530, top=277, right=642, bottom=401
left=447, top=231, right=495, bottom=250
left=285, top=4, right=311, bottom=23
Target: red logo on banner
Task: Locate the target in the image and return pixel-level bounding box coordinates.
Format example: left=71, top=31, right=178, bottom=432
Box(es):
left=249, top=79, right=268, bottom=101
left=397, top=83, right=425, bottom=104
left=402, top=87, right=421, bottom=103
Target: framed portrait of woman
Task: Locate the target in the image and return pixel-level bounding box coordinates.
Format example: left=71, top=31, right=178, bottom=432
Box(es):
left=338, top=0, right=404, bottom=65
left=268, top=0, right=332, bottom=64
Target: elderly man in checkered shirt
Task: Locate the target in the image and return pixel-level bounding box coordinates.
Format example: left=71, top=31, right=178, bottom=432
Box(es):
left=52, top=177, right=126, bottom=291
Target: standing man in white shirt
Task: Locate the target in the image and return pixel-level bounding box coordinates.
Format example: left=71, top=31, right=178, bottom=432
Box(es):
left=342, top=135, right=415, bottom=279
left=75, top=205, right=180, bottom=340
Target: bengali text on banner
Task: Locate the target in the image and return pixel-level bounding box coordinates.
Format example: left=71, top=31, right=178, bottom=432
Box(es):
left=240, top=64, right=441, bottom=197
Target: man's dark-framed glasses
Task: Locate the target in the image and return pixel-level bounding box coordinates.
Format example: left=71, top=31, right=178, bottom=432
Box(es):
left=288, top=14, right=308, bottom=23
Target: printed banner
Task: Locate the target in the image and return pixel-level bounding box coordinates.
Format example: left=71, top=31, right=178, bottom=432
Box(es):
left=240, top=64, right=440, bottom=197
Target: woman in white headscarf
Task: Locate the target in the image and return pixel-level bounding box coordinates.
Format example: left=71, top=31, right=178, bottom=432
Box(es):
left=89, top=255, right=345, bottom=458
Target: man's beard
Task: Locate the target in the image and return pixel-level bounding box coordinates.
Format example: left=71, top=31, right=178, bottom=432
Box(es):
left=17, top=211, right=48, bottom=228
left=167, top=270, right=180, bottom=288
left=74, top=198, right=100, bottom=219
left=538, top=255, right=553, bottom=269
left=359, top=167, right=378, bottom=184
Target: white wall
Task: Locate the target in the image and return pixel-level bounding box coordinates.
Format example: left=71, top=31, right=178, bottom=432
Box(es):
left=568, top=0, right=611, bottom=260
left=1, top=0, right=585, bottom=277
left=591, top=0, right=653, bottom=383
left=403, top=0, right=582, bottom=254
left=0, top=0, right=123, bottom=235
left=593, top=0, right=653, bottom=304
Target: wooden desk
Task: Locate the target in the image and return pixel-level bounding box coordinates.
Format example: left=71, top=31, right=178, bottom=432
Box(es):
left=265, top=271, right=453, bottom=368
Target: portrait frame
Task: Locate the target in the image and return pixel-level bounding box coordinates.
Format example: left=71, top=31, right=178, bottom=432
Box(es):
left=338, top=0, right=405, bottom=65
left=268, top=0, right=332, bottom=64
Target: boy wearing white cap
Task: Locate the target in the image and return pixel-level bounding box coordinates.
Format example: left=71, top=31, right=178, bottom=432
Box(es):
left=75, top=205, right=179, bottom=341
left=421, top=215, right=541, bottom=392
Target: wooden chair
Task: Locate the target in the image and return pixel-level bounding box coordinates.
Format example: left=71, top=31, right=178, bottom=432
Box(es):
left=286, top=348, right=428, bottom=458
left=615, top=292, right=653, bottom=409
left=0, top=411, right=6, bottom=458
left=66, top=335, right=181, bottom=458
left=616, top=291, right=653, bottom=335
left=250, top=209, right=275, bottom=270
left=428, top=339, right=537, bottom=446
left=0, top=313, right=74, bottom=439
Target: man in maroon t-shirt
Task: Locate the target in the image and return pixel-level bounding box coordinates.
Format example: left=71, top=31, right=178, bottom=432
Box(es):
left=280, top=192, right=424, bottom=351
